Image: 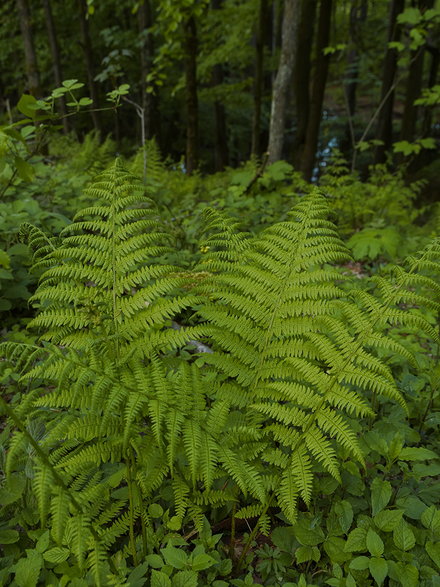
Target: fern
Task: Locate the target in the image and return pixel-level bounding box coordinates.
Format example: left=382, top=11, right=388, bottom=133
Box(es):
left=2, top=164, right=439, bottom=578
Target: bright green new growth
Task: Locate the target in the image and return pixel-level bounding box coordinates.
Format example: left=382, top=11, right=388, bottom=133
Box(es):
left=2, top=161, right=439, bottom=581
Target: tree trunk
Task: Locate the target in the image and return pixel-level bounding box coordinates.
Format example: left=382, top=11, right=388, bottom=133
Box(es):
left=211, top=0, right=228, bottom=171
left=184, top=15, right=198, bottom=174
left=42, top=0, right=68, bottom=133
left=16, top=0, right=41, bottom=97
left=422, top=45, right=440, bottom=136
left=77, top=0, right=100, bottom=132
left=138, top=0, right=160, bottom=142
left=299, top=0, right=333, bottom=180
left=267, top=0, right=301, bottom=165
left=400, top=0, right=434, bottom=143
left=292, top=0, right=317, bottom=168
left=340, top=0, right=368, bottom=158
left=251, top=0, right=268, bottom=157
left=374, top=0, right=405, bottom=164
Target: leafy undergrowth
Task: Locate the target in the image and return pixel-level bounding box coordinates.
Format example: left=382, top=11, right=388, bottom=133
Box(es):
left=0, top=158, right=439, bottom=587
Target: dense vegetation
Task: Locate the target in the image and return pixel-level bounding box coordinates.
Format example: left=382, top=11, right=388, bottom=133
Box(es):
left=1, top=1, right=440, bottom=586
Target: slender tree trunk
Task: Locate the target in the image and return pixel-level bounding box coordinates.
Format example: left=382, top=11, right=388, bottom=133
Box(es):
left=374, top=0, right=405, bottom=164
left=400, top=0, right=434, bottom=142
left=340, top=0, right=368, bottom=158
left=292, top=0, right=317, bottom=168
left=78, top=0, right=100, bottom=132
left=251, top=0, right=268, bottom=157
left=299, top=0, right=333, bottom=180
left=422, top=45, right=439, bottom=136
left=16, top=0, right=41, bottom=97
left=138, top=0, right=160, bottom=142
left=42, top=0, right=68, bottom=133
left=267, top=0, right=301, bottom=165
left=211, top=0, right=228, bottom=171
left=184, top=15, right=198, bottom=174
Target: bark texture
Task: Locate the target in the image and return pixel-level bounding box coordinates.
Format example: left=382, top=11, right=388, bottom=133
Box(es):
left=16, top=0, right=41, bottom=97
left=267, top=0, right=300, bottom=165
left=184, top=15, right=198, bottom=174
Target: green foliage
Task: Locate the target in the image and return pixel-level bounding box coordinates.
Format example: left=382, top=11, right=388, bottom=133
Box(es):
left=1, top=161, right=440, bottom=585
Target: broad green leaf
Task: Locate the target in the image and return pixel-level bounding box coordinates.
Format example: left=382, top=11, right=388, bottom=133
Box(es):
left=0, top=249, right=10, bottom=268
left=0, top=529, right=19, bottom=543
left=271, top=526, right=296, bottom=552
left=374, top=509, right=403, bottom=532
left=388, top=562, right=419, bottom=587
left=145, top=554, right=164, bottom=569
left=345, top=527, right=367, bottom=552
left=293, top=518, right=325, bottom=546
left=43, top=547, right=70, bottom=563
left=421, top=506, right=440, bottom=535
left=191, top=553, right=216, bottom=571
left=371, top=478, right=392, bottom=516
left=395, top=495, right=427, bottom=519
left=369, top=557, right=388, bottom=586
left=334, top=500, right=353, bottom=533
left=426, top=541, right=440, bottom=569
left=161, top=545, right=187, bottom=569
left=398, top=447, right=438, bottom=461
left=295, top=546, right=316, bottom=563
left=14, top=156, right=35, bottom=182
left=150, top=570, right=172, bottom=587
left=13, top=550, right=43, bottom=587
left=148, top=503, right=164, bottom=518
left=323, top=537, right=351, bottom=564
left=366, top=528, right=384, bottom=557
left=17, top=94, right=38, bottom=119
left=393, top=520, right=416, bottom=551
left=173, top=571, right=198, bottom=587
left=349, top=556, right=370, bottom=570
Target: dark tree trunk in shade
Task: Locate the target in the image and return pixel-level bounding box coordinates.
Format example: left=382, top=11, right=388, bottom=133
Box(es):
left=422, top=45, right=439, bottom=136
left=251, top=0, right=268, bottom=157
left=291, top=0, right=317, bottom=169
left=184, top=15, right=198, bottom=174
left=400, top=0, right=434, bottom=143
left=211, top=0, right=229, bottom=171
left=374, top=0, right=405, bottom=164
left=267, top=0, right=301, bottom=165
left=42, top=0, right=68, bottom=133
left=299, top=0, right=333, bottom=181
left=138, top=0, right=161, bottom=142
left=78, top=0, right=101, bottom=132
left=340, top=0, right=368, bottom=158
left=16, top=0, right=41, bottom=97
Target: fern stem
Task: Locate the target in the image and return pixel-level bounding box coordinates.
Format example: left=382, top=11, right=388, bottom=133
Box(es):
left=229, top=501, right=237, bottom=560
left=126, top=452, right=139, bottom=566
left=236, top=495, right=273, bottom=572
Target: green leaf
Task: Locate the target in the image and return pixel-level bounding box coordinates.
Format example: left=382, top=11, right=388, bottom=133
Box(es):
left=349, top=556, right=370, bottom=570
left=324, top=537, right=351, bottom=564
left=79, top=97, right=93, bottom=106
left=388, top=561, right=419, bottom=587
left=191, top=553, right=216, bottom=571
left=395, top=495, right=427, bottom=519
left=13, top=550, right=43, bottom=587
left=393, top=520, right=416, bottom=551
left=371, top=478, right=392, bottom=516
left=148, top=503, right=164, bottom=518
left=295, top=546, right=315, bottom=564
left=17, top=94, right=38, bottom=119
left=366, top=528, right=384, bottom=557
left=146, top=554, right=164, bottom=569
left=150, top=570, right=172, bottom=587
left=334, top=500, right=353, bottom=533
left=398, top=447, right=439, bottom=461
left=369, top=557, right=388, bottom=586
left=0, top=529, right=20, bottom=543
left=14, top=156, right=35, bottom=182
left=293, top=518, right=325, bottom=546
left=426, top=541, right=440, bottom=569
left=374, top=509, right=403, bottom=532
left=173, top=571, right=198, bottom=587
left=161, top=545, right=187, bottom=569
left=345, top=527, right=367, bottom=552
left=421, top=506, right=440, bottom=535
left=43, top=547, right=70, bottom=563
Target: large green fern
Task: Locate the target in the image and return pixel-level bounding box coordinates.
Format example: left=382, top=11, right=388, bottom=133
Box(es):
left=2, top=164, right=439, bottom=582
